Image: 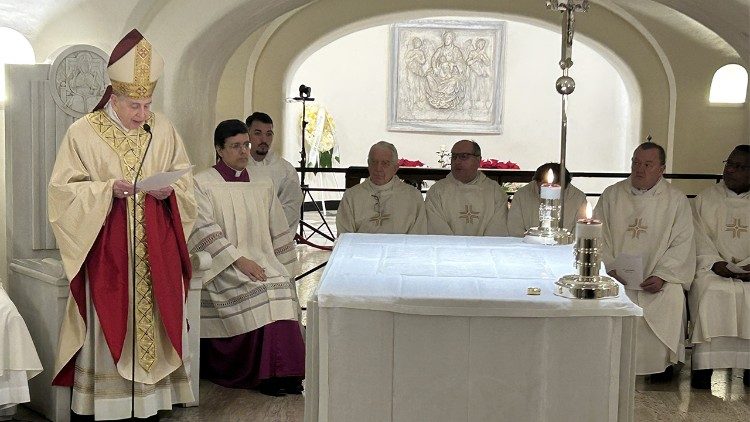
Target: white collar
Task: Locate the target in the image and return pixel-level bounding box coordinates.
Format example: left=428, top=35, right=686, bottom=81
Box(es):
left=367, top=176, right=397, bottom=193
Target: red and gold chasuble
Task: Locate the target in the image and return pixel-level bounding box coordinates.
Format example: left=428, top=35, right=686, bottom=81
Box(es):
left=53, top=111, right=191, bottom=386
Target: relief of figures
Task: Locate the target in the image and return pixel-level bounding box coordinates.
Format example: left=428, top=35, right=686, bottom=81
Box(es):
left=425, top=31, right=467, bottom=109
left=390, top=20, right=505, bottom=133
left=465, top=38, right=492, bottom=110
left=54, top=51, right=107, bottom=115
left=404, top=37, right=428, bottom=110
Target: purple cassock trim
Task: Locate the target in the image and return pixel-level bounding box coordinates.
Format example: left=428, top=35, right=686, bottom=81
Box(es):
left=203, top=161, right=304, bottom=388
left=213, top=159, right=249, bottom=182
left=200, top=320, right=305, bottom=388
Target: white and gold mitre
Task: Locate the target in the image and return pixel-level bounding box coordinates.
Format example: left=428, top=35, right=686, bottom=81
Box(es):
left=107, top=29, right=164, bottom=99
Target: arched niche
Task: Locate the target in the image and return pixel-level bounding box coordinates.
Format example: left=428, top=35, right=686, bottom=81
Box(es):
left=280, top=19, right=642, bottom=176
left=250, top=0, right=672, bottom=168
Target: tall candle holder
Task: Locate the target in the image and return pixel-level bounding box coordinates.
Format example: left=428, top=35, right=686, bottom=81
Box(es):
left=555, top=217, right=619, bottom=299
left=526, top=197, right=574, bottom=244
left=525, top=169, right=573, bottom=244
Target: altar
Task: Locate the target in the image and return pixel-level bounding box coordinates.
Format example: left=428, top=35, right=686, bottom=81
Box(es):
left=305, top=234, right=642, bottom=422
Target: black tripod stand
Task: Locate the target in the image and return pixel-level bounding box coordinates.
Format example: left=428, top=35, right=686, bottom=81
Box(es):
left=292, top=85, right=335, bottom=263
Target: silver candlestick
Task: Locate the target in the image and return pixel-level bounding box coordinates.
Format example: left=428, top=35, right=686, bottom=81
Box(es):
left=555, top=218, right=619, bottom=299
left=526, top=196, right=573, bottom=244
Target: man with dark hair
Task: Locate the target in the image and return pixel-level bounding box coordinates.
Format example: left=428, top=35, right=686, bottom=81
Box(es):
left=245, top=112, right=303, bottom=231
left=189, top=119, right=305, bottom=396
left=425, top=139, right=508, bottom=236
left=689, top=144, right=750, bottom=389
left=507, top=162, right=588, bottom=237
left=594, top=142, right=695, bottom=381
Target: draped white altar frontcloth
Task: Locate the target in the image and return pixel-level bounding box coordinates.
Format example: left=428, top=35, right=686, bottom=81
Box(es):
left=305, top=234, right=642, bottom=422
left=0, top=287, right=42, bottom=416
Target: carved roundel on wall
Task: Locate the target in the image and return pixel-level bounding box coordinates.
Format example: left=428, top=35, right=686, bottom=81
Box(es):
left=48, top=45, right=109, bottom=118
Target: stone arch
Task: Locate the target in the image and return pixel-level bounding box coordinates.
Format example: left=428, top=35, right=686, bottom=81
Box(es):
left=251, top=0, right=672, bottom=166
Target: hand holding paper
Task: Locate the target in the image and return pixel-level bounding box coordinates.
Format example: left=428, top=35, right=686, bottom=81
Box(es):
left=612, top=253, right=644, bottom=290
left=727, top=262, right=750, bottom=275
left=135, top=166, right=193, bottom=191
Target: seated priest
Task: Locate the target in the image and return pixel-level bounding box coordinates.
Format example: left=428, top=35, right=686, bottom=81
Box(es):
left=245, top=112, right=303, bottom=232
left=507, top=162, right=588, bottom=237
left=594, top=142, right=695, bottom=381
left=336, top=141, right=426, bottom=235
left=688, top=144, right=750, bottom=389
left=425, top=140, right=509, bottom=236
left=189, top=120, right=305, bottom=396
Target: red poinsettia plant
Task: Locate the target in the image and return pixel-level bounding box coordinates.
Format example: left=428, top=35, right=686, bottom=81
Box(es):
left=480, top=159, right=520, bottom=169
left=398, top=158, right=425, bottom=167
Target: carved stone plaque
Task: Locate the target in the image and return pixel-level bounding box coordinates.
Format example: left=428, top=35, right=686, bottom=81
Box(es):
left=389, top=19, right=506, bottom=134
left=48, top=45, right=109, bottom=117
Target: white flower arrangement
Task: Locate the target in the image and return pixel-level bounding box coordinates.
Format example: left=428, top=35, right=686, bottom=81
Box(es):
left=301, top=105, right=340, bottom=167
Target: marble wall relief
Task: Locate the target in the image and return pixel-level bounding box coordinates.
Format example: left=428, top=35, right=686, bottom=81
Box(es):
left=389, top=19, right=506, bottom=133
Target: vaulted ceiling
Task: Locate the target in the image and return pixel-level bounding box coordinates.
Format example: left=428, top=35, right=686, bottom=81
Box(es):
left=1, top=0, right=748, bottom=64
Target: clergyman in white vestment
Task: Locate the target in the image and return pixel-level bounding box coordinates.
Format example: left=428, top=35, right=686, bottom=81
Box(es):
left=337, top=141, right=426, bottom=235
left=507, top=162, right=587, bottom=237
left=48, top=30, right=197, bottom=420
left=0, top=288, right=42, bottom=418
left=426, top=140, right=509, bottom=236
left=688, top=145, right=750, bottom=389
left=245, top=112, right=303, bottom=232
left=190, top=120, right=305, bottom=397
left=595, top=142, right=695, bottom=379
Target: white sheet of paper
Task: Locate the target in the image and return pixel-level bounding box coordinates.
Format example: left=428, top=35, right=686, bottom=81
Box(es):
left=135, top=166, right=193, bottom=191
left=613, top=253, right=644, bottom=290
left=727, top=262, right=750, bottom=274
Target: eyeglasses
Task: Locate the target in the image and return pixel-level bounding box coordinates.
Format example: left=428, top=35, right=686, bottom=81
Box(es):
left=723, top=160, right=750, bottom=171
left=225, top=141, right=251, bottom=150
left=450, top=153, right=479, bottom=161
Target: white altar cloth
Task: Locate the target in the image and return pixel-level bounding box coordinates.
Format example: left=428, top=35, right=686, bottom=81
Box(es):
left=305, top=234, right=642, bottom=422
left=0, top=287, right=42, bottom=413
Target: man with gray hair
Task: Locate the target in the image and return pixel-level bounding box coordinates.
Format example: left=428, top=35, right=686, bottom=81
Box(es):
left=425, top=139, right=509, bottom=236
left=336, top=141, right=426, bottom=235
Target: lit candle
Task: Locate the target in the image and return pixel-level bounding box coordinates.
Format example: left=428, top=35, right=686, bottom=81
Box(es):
left=540, top=169, right=561, bottom=200
left=575, top=203, right=602, bottom=239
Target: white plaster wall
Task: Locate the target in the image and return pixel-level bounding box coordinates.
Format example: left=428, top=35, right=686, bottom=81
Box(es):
left=284, top=20, right=636, bottom=195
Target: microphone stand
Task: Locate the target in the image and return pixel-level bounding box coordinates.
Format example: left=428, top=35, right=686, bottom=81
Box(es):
left=292, top=85, right=335, bottom=246
left=131, top=123, right=153, bottom=420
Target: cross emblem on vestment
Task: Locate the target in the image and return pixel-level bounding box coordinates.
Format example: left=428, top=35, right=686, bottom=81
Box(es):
left=459, top=204, right=480, bottom=224
left=626, top=218, right=648, bottom=239
left=369, top=212, right=391, bottom=227
left=725, top=217, right=748, bottom=239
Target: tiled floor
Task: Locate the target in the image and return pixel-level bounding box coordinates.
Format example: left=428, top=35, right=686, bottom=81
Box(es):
left=13, top=212, right=750, bottom=421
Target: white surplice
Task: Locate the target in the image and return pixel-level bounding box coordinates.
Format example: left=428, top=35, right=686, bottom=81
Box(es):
left=689, top=182, right=750, bottom=370
left=247, top=152, right=303, bottom=231
left=0, top=288, right=42, bottom=412
left=507, top=181, right=588, bottom=237
left=425, top=172, right=509, bottom=236
left=336, top=177, right=426, bottom=235
left=189, top=170, right=299, bottom=339
left=595, top=177, right=696, bottom=375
